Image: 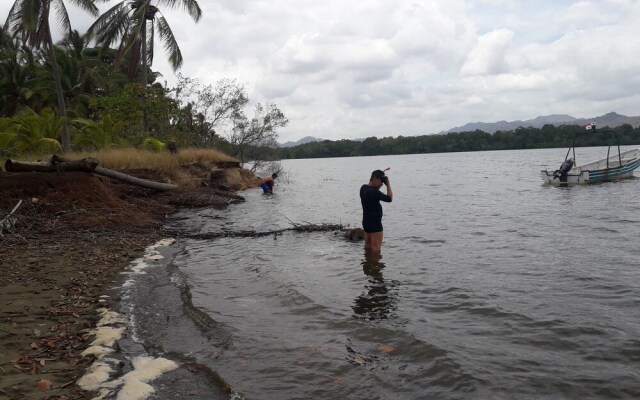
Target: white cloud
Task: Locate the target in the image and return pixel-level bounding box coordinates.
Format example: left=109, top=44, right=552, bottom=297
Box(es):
left=1, top=0, right=640, bottom=141
left=461, top=28, right=513, bottom=76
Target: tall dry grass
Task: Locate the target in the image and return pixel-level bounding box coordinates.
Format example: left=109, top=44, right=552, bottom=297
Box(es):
left=65, top=148, right=237, bottom=171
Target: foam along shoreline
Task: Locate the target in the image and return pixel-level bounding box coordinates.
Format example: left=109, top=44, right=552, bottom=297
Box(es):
left=77, top=239, right=178, bottom=400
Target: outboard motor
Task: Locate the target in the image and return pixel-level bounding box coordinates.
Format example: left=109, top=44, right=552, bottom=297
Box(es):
left=553, top=158, right=574, bottom=182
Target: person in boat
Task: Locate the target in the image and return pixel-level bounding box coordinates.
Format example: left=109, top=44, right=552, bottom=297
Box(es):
left=360, top=170, right=393, bottom=256
left=260, top=173, right=278, bottom=193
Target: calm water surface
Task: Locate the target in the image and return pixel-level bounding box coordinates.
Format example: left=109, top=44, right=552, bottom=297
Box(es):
left=165, top=148, right=640, bottom=399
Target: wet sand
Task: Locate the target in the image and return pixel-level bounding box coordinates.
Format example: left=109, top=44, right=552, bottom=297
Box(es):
left=1, top=235, right=160, bottom=399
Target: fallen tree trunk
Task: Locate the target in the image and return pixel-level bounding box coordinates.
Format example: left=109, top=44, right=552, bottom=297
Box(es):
left=93, top=166, right=178, bottom=191
left=4, top=156, right=178, bottom=191
left=5, top=158, right=99, bottom=173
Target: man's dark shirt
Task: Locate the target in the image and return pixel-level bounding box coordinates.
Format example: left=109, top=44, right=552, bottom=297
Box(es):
left=360, top=184, right=392, bottom=232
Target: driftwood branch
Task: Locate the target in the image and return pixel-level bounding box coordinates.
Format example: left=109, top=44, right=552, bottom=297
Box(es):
left=184, top=222, right=345, bottom=240
left=0, top=200, right=23, bottom=236
left=4, top=156, right=178, bottom=191
left=1, top=200, right=23, bottom=225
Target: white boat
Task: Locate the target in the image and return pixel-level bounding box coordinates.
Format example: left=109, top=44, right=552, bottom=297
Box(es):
left=541, top=123, right=640, bottom=185
left=541, top=148, right=640, bottom=184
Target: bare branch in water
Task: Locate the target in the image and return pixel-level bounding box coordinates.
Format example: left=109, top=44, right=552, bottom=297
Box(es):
left=183, top=222, right=345, bottom=240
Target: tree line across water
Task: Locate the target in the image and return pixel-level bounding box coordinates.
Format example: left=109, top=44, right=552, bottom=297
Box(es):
left=274, top=124, right=640, bottom=159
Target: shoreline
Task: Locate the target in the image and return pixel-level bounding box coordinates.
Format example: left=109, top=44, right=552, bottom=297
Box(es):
left=75, top=238, right=232, bottom=400
left=0, top=232, right=163, bottom=399
left=0, top=165, right=257, bottom=399
left=94, top=237, right=236, bottom=400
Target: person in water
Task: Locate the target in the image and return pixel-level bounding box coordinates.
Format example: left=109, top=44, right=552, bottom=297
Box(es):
left=261, top=173, right=278, bottom=193
left=360, top=169, right=393, bottom=255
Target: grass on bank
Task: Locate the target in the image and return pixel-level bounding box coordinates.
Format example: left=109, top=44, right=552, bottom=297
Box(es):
left=1, top=148, right=238, bottom=172
left=68, top=148, right=237, bottom=170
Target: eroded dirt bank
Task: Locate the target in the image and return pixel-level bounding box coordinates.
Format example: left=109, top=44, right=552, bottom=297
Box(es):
left=0, top=163, right=259, bottom=399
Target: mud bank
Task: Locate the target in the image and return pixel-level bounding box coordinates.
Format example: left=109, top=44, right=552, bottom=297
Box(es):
left=0, top=163, right=258, bottom=399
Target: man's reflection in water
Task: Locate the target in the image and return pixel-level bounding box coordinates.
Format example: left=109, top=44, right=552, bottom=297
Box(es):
left=352, top=253, right=397, bottom=320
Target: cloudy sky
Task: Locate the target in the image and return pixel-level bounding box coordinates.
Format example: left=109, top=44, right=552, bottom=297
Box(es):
left=3, top=0, right=640, bottom=142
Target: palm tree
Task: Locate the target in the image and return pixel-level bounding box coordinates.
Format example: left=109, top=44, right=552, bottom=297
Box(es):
left=0, top=33, right=37, bottom=117
left=0, top=107, right=64, bottom=154
left=73, top=114, right=125, bottom=150
left=56, top=30, right=115, bottom=117
left=3, top=0, right=101, bottom=152
left=87, top=0, right=202, bottom=85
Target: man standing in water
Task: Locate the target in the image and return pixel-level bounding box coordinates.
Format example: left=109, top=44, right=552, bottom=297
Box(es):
left=360, top=170, right=393, bottom=255
left=260, top=173, right=278, bottom=193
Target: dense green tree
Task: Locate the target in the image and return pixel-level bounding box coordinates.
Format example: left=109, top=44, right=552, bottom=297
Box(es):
left=3, top=0, right=101, bottom=151
left=96, top=83, right=176, bottom=143
left=0, top=34, right=38, bottom=117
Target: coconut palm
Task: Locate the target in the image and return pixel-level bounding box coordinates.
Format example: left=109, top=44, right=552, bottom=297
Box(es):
left=55, top=30, right=117, bottom=117
left=0, top=34, right=36, bottom=117
left=87, top=0, right=201, bottom=85
left=0, top=107, right=64, bottom=154
left=3, top=0, right=101, bottom=152
left=73, top=114, right=125, bottom=150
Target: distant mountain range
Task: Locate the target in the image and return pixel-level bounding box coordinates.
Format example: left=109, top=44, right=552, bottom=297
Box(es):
left=279, top=112, right=640, bottom=147
left=446, top=112, right=640, bottom=134
left=279, top=136, right=324, bottom=147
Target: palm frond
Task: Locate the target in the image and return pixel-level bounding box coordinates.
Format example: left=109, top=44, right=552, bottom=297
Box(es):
left=35, top=0, right=51, bottom=48
left=156, top=0, right=202, bottom=22
left=156, top=15, right=182, bottom=70
left=58, top=29, right=87, bottom=58
left=3, top=0, right=23, bottom=33
left=72, top=116, right=123, bottom=150
left=146, top=19, right=154, bottom=66
left=21, top=0, right=41, bottom=31
left=86, top=1, right=128, bottom=43
left=15, top=0, right=42, bottom=47
left=69, top=0, right=100, bottom=16
left=51, top=0, right=72, bottom=36
left=0, top=107, right=64, bottom=153
left=0, top=132, right=19, bottom=150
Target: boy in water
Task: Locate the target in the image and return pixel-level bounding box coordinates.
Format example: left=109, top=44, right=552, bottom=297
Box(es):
left=261, top=173, right=278, bottom=193
left=360, top=170, right=393, bottom=255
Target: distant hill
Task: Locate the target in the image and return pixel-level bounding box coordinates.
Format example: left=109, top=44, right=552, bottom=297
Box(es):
left=279, top=136, right=324, bottom=148
left=278, top=113, right=639, bottom=147
left=446, top=112, right=640, bottom=134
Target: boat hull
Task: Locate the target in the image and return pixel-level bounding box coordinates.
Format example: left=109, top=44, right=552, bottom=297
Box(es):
left=541, top=148, right=640, bottom=185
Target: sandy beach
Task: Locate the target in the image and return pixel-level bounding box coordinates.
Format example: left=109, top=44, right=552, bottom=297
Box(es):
left=0, top=165, right=256, bottom=399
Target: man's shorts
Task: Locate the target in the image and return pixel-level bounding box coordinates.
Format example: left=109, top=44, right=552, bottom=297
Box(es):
left=260, top=182, right=270, bottom=193
left=362, top=219, right=383, bottom=233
